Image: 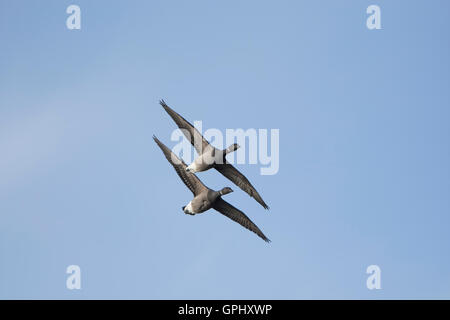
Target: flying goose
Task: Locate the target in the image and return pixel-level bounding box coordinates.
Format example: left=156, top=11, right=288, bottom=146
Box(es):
left=159, top=100, right=269, bottom=210
left=153, top=135, right=270, bottom=242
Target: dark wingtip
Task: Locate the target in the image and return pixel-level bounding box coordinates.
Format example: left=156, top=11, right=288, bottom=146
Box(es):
left=258, top=201, right=269, bottom=210
left=159, top=99, right=168, bottom=108
left=153, top=135, right=164, bottom=150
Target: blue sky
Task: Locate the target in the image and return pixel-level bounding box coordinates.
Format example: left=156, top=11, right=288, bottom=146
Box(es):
left=1, top=0, right=449, bottom=299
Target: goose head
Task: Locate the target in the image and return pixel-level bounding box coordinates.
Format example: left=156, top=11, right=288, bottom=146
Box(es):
left=219, top=187, right=234, bottom=196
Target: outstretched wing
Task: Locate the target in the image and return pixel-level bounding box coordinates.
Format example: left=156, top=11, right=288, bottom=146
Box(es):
left=213, top=198, right=270, bottom=242
left=159, top=100, right=210, bottom=155
left=215, top=163, right=269, bottom=209
left=153, top=135, right=207, bottom=196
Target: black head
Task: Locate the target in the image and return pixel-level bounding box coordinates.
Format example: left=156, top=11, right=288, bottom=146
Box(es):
left=220, top=187, right=234, bottom=195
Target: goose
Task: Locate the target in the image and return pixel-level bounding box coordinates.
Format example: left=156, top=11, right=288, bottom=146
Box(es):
left=153, top=135, right=270, bottom=242
left=159, top=100, right=269, bottom=210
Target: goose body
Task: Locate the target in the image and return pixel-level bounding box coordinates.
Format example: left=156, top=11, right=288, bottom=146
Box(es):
left=183, top=189, right=220, bottom=215
left=153, top=135, right=270, bottom=242
left=185, top=144, right=216, bottom=173
left=159, top=100, right=269, bottom=209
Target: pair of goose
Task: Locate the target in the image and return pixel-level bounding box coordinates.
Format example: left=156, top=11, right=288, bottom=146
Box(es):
left=154, top=100, right=270, bottom=242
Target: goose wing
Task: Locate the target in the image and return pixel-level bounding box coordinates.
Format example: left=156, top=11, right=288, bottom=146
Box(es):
left=159, top=100, right=210, bottom=155
left=215, top=163, right=269, bottom=209
left=213, top=198, right=270, bottom=242
left=153, top=136, right=207, bottom=196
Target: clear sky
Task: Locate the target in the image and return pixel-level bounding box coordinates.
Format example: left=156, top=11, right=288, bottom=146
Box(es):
left=1, top=0, right=449, bottom=299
